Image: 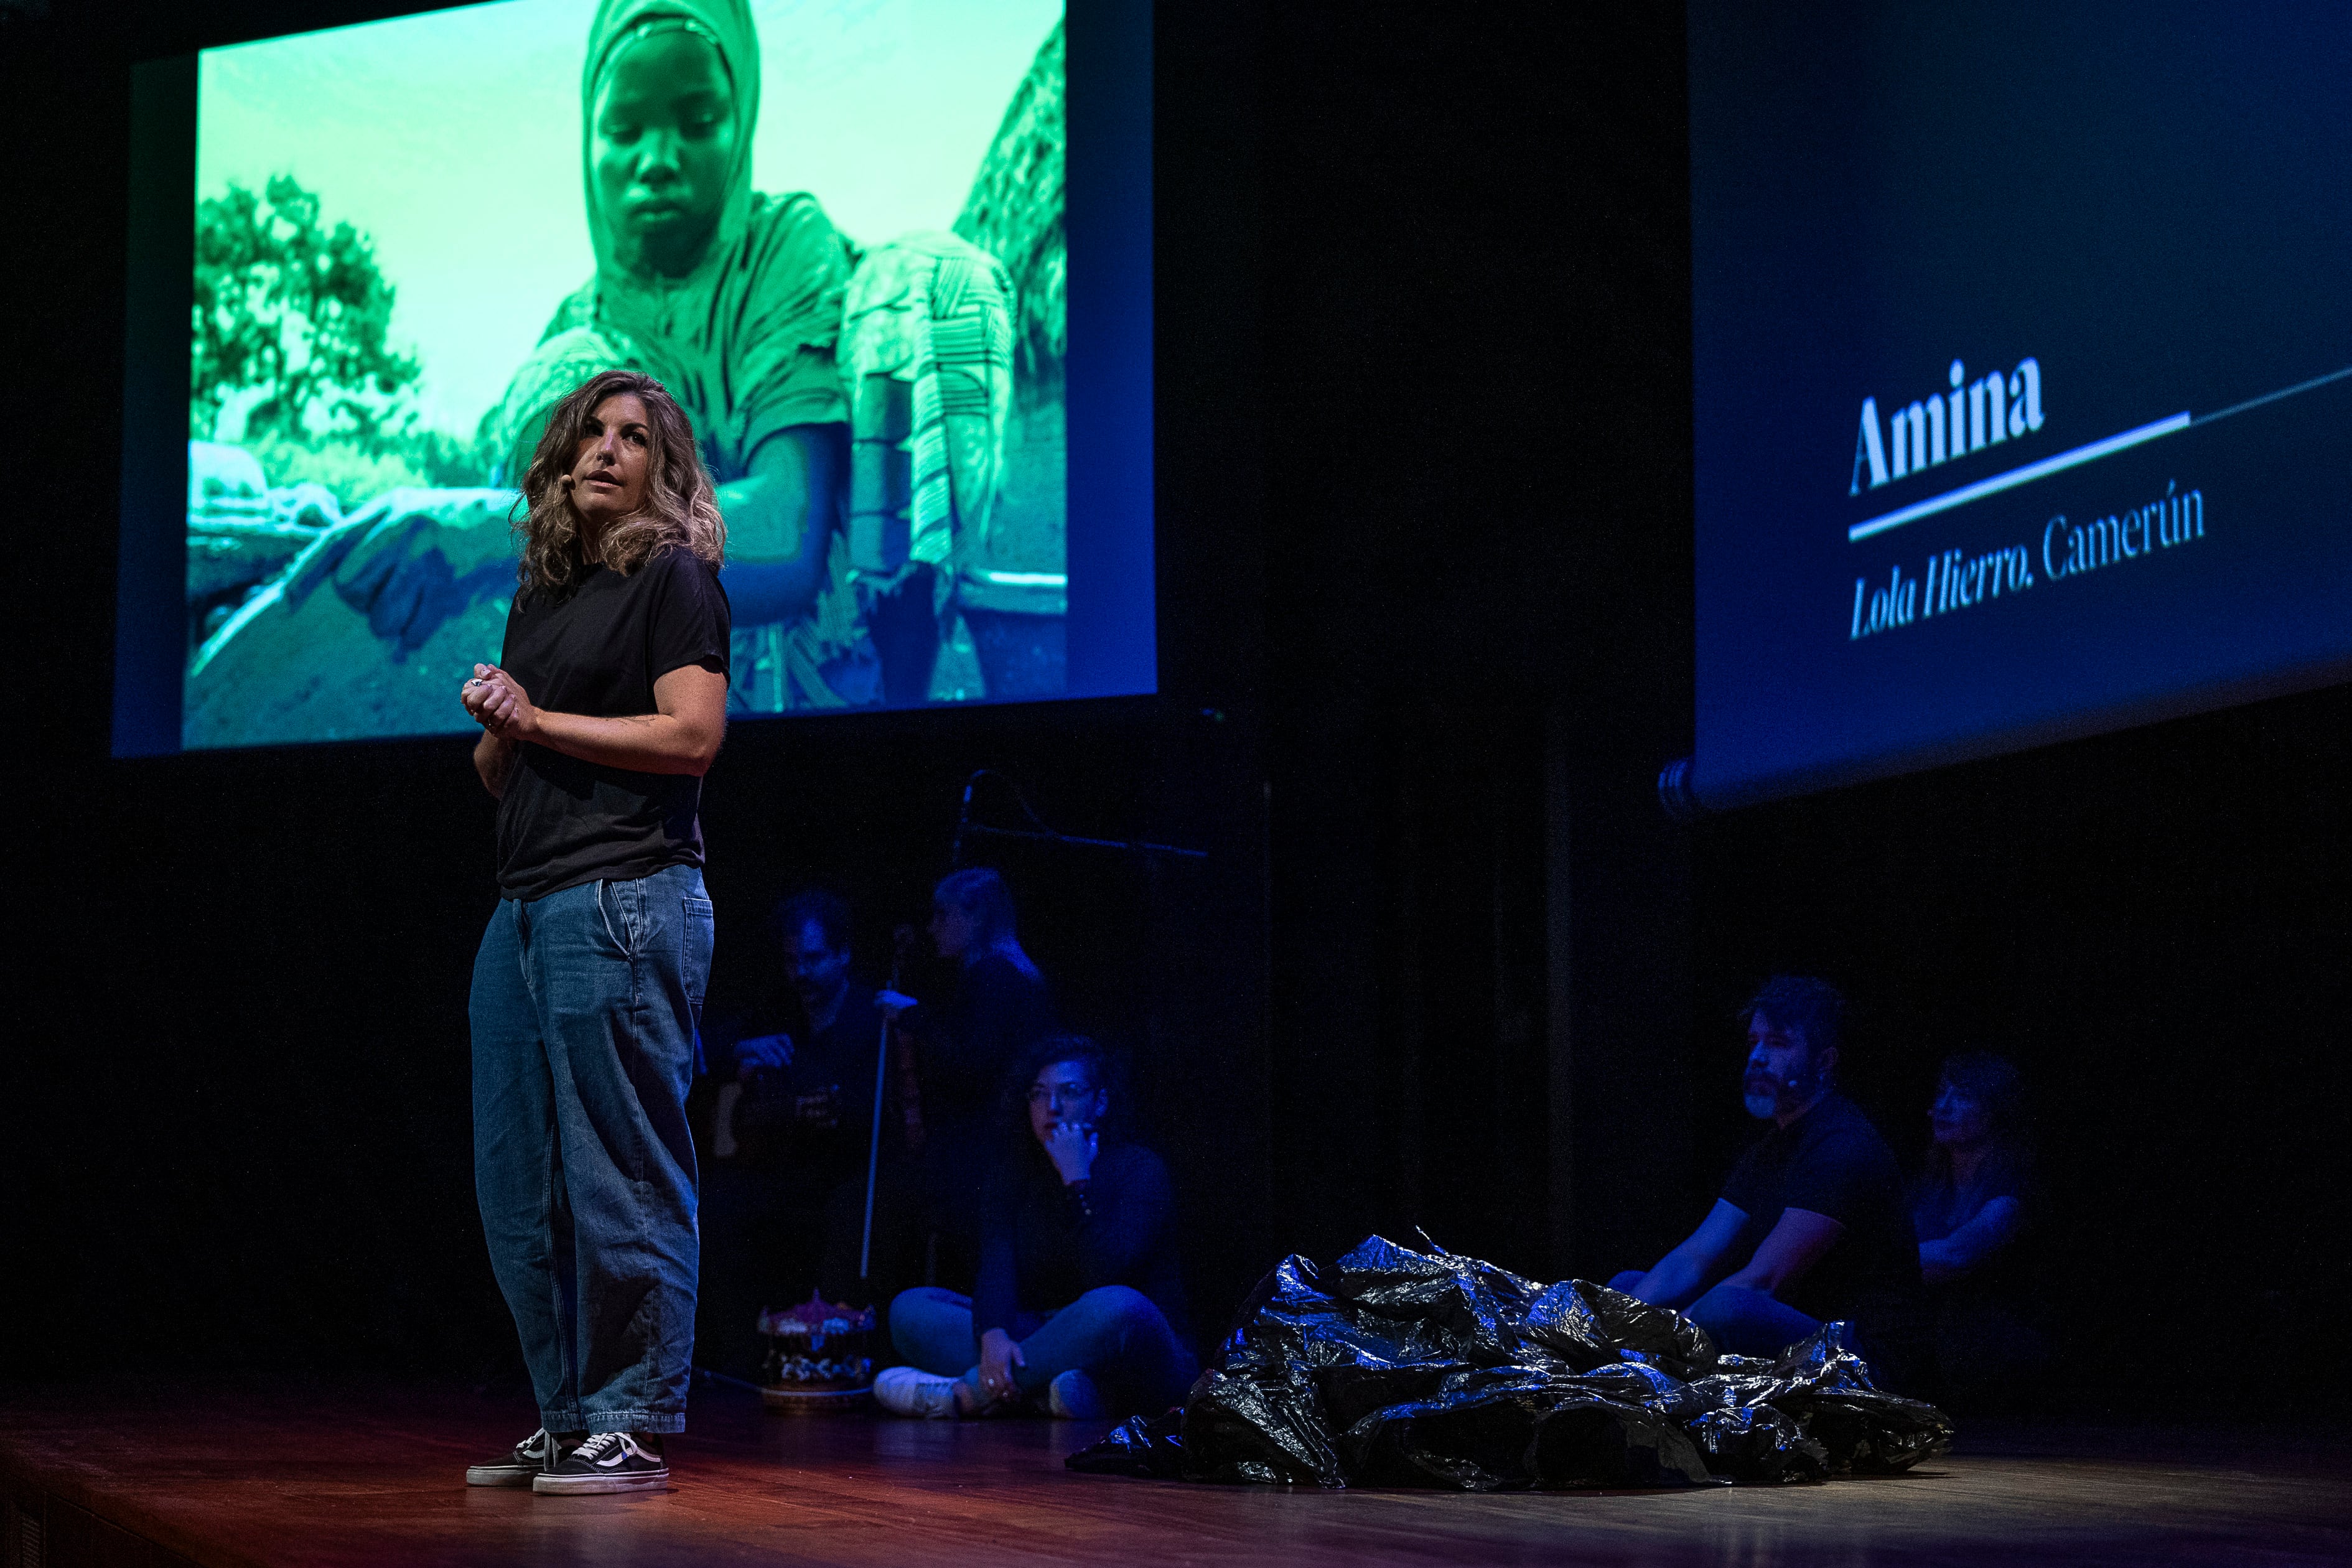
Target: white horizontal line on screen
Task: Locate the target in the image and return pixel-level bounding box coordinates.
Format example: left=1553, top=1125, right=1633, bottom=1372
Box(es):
left=978, top=571, right=1068, bottom=587
left=2193, top=362, right=2352, bottom=426
left=1846, top=362, right=2352, bottom=544
left=1847, top=414, right=2189, bottom=542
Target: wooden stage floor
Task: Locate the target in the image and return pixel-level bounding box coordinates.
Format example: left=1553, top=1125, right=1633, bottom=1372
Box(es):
left=4, top=1378, right=2348, bottom=1567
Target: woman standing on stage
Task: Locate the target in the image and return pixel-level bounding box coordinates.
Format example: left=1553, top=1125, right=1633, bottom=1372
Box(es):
left=458, top=368, right=730, bottom=1496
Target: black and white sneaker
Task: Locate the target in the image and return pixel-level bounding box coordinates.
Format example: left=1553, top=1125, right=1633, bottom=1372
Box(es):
left=465, top=1427, right=569, bottom=1488
left=532, top=1430, right=670, bottom=1495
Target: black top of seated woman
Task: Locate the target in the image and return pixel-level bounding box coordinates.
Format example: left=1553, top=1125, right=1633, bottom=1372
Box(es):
left=1909, top=1147, right=2035, bottom=1299
left=974, top=1140, right=1189, bottom=1344
left=906, top=953, right=1056, bottom=1136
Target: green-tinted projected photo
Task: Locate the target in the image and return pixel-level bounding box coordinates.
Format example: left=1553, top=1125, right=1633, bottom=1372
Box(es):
left=184, top=0, right=1066, bottom=747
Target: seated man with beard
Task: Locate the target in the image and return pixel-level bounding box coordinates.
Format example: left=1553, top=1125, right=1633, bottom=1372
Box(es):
left=1612, top=976, right=1928, bottom=1391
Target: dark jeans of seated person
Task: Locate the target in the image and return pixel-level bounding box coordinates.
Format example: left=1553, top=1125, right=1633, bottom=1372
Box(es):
left=890, top=1284, right=1198, bottom=1415
left=1607, top=1270, right=1823, bottom=1360
left=1605, top=1270, right=1933, bottom=1393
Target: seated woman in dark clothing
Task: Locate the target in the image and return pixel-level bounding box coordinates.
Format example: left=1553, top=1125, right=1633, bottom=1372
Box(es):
left=1909, top=1052, right=2050, bottom=1402
left=878, top=867, right=1056, bottom=1284
left=875, top=1036, right=1196, bottom=1419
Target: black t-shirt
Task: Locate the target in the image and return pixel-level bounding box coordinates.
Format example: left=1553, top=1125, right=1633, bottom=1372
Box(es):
left=903, top=954, right=1056, bottom=1261
left=1720, top=1093, right=1925, bottom=1337
left=906, top=953, right=1057, bottom=1142
left=493, top=547, right=730, bottom=901
left=1909, top=1151, right=2030, bottom=1244
left=1908, top=1149, right=2035, bottom=1298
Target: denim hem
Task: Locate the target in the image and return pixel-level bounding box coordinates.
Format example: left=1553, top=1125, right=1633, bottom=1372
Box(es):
left=579, top=1409, right=687, bottom=1434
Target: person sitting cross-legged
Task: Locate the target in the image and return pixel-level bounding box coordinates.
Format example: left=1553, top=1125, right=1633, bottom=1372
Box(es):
left=875, top=1036, right=1196, bottom=1419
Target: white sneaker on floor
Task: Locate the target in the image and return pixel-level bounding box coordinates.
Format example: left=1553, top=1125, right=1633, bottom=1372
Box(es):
left=1045, top=1369, right=1106, bottom=1420
left=874, top=1365, right=961, bottom=1419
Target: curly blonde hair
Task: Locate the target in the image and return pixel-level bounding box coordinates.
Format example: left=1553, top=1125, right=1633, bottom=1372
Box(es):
left=515, top=369, right=726, bottom=595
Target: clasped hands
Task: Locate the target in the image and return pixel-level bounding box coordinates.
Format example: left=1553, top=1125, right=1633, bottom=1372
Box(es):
left=1042, top=1119, right=1098, bottom=1185
left=462, top=663, right=541, bottom=740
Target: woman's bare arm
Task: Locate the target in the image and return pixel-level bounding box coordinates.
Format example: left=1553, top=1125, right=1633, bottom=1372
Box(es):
left=463, top=662, right=729, bottom=777
left=474, top=730, right=518, bottom=798
left=1919, top=1195, right=2023, bottom=1284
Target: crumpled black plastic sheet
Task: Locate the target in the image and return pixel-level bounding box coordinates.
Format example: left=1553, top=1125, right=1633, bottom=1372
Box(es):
left=1069, top=1234, right=1952, bottom=1490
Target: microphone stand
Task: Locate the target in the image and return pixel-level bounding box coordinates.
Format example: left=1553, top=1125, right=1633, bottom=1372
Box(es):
left=852, top=775, right=1202, bottom=1294
left=858, top=930, right=914, bottom=1285
left=947, top=769, right=1208, bottom=867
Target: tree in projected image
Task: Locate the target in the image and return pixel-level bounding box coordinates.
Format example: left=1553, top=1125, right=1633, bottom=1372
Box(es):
left=192, top=175, right=419, bottom=452
left=192, top=176, right=499, bottom=502
left=182, top=176, right=511, bottom=664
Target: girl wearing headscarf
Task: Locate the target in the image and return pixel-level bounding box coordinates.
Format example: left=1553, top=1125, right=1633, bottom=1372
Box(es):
left=493, top=0, right=867, bottom=705
left=191, top=0, right=1017, bottom=738
left=489, top=0, right=1017, bottom=709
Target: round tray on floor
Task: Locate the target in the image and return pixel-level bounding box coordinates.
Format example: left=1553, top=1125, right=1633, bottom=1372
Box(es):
left=760, top=1383, right=874, bottom=1415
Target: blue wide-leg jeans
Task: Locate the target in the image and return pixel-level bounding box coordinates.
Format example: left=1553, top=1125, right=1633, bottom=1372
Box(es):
left=470, top=864, right=713, bottom=1435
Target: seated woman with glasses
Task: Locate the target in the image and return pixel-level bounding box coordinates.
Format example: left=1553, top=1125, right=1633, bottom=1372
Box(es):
left=875, top=1037, right=1195, bottom=1419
